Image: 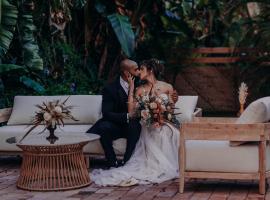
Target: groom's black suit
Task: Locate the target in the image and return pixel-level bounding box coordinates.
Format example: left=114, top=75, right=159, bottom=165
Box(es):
left=87, top=77, right=141, bottom=166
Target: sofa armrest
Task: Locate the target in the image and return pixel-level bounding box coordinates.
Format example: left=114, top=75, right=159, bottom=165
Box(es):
left=0, top=107, right=12, bottom=123
left=181, top=118, right=270, bottom=142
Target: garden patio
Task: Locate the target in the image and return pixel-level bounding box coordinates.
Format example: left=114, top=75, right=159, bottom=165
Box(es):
left=1, top=0, right=270, bottom=200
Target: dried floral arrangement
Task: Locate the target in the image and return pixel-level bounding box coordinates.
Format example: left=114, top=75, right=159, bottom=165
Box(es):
left=19, top=97, right=78, bottom=143
left=238, top=82, right=248, bottom=114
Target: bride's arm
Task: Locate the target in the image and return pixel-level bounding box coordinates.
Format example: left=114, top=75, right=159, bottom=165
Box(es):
left=167, top=84, right=175, bottom=105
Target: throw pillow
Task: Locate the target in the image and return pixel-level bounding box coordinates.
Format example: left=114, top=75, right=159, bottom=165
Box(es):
left=175, top=96, right=198, bottom=122
left=230, top=101, right=268, bottom=146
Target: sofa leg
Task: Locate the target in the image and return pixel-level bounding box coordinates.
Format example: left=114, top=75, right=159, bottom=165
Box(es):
left=179, top=176, right=185, bottom=193
left=84, top=155, right=90, bottom=169
left=259, top=178, right=266, bottom=194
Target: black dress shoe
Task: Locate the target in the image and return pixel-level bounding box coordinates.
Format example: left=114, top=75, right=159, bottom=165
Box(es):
left=118, top=160, right=125, bottom=167
left=107, top=160, right=119, bottom=168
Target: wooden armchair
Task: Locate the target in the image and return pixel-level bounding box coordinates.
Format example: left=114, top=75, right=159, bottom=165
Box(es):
left=179, top=117, right=270, bottom=194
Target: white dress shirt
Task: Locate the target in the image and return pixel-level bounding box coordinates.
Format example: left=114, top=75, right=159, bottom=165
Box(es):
left=120, top=77, right=130, bottom=123
left=120, top=76, right=129, bottom=95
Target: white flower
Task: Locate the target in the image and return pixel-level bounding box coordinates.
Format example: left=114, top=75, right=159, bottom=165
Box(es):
left=167, top=113, right=172, bottom=121
left=142, top=95, right=149, bottom=102
left=149, top=102, right=158, bottom=109
left=43, top=112, right=52, bottom=121
left=159, top=94, right=169, bottom=101
left=54, top=106, right=62, bottom=113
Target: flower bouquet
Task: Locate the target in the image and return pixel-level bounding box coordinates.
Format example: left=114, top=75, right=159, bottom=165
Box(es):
left=20, top=97, right=78, bottom=144
left=135, top=93, right=180, bottom=128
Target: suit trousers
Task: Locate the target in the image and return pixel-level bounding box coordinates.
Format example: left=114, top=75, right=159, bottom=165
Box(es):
left=87, top=119, right=141, bottom=165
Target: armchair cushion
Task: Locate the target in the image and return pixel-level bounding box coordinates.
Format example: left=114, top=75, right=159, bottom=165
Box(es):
left=186, top=140, right=270, bottom=173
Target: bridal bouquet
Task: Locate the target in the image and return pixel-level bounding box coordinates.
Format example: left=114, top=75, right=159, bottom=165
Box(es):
left=135, top=93, right=180, bottom=128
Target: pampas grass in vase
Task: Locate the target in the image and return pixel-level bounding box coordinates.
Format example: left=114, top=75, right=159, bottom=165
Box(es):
left=238, top=82, right=248, bottom=115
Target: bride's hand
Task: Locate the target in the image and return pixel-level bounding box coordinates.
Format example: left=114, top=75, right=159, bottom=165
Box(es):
left=127, top=73, right=135, bottom=91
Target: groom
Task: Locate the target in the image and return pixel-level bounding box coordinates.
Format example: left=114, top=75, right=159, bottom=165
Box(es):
left=87, top=59, right=141, bottom=168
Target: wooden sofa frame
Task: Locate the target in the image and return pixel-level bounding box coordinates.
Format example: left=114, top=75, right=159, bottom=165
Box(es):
left=179, top=117, right=270, bottom=194
left=0, top=107, right=202, bottom=169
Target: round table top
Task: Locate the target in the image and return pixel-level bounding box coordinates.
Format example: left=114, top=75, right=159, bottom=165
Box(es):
left=17, top=132, right=100, bottom=146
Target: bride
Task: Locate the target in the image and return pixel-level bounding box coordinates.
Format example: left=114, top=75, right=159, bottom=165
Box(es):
left=91, top=59, right=180, bottom=186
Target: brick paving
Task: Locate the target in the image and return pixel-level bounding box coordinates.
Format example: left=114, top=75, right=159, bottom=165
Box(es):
left=0, top=157, right=268, bottom=200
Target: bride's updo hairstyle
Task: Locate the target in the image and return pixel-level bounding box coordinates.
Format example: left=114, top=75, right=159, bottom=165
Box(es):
left=140, top=58, right=164, bottom=79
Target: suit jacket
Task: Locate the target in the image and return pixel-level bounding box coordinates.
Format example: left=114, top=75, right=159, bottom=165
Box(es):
left=101, top=78, right=129, bottom=124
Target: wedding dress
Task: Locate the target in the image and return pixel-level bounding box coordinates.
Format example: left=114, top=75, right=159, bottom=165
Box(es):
left=91, top=94, right=180, bottom=186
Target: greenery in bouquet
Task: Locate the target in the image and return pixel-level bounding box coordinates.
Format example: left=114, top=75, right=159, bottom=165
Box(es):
left=135, top=93, right=180, bottom=128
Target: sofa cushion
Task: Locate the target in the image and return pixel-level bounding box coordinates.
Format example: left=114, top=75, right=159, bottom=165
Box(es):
left=0, top=125, right=125, bottom=155
left=175, top=96, right=198, bottom=122
left=7, top=95, right=102, bottom=125
left=230, top=100, right=268, bottom=146
left=186, top=140, right=270, bottom=173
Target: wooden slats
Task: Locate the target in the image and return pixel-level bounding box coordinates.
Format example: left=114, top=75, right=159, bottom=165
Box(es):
left=176, top=47, right=260, bottom=54
left=193, top=117, right=237, bottom=123
left=170, top=47, right=258, bottom=65
left=185, top=171, right=259, bottom=180
left=181, top=121, right=270, bottom=141
left=186, top=57, right=244, bottom=64
left=190, top=47, right=258, bottom=54
left=183, top=130, right=262, bottom=141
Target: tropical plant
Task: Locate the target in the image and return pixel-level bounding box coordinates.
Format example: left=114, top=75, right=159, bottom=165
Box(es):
left=0, top=0, right=18, bottom=58
left=0, top=0, right=44, bottom=108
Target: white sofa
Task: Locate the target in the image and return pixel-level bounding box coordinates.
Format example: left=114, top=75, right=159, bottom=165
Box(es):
left=0, top=95, right=201, bottom=157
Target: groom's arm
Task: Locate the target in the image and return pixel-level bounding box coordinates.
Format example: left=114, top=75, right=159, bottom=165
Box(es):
left=102, top=87, right=128, bottom=124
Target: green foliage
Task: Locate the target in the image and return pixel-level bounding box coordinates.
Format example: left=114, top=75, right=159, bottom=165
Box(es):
left=108, top=14, right=135, bottom=58
left=0, top=64, right=24, bottom=73
left=0, top=0, right=18, bottom=58
left=19, top=75, right=45, bottom=93
left=18, top=9, right=43, bottom=70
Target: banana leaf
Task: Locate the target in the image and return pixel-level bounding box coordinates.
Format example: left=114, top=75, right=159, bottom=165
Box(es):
left=20, top=76, right=45, bottom=93
left=18, top=4, right=43, bottom=70
left=0, top=64, right=24, bottom=73
left=0, top=0, right=18, bottom=58
left=107, top=14, right=135, bottom=58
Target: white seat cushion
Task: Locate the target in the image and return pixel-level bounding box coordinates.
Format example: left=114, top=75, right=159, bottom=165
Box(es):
left=175, top=96, right=198, bottom=122
left=7, top=95, right=102, bottom=125
left=0, top=125, right=126, bottom=155
left=186, top=140, right=270, bottom=173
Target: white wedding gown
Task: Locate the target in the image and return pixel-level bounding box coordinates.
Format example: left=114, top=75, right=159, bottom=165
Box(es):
left=91, top=95, right=180, bottom=186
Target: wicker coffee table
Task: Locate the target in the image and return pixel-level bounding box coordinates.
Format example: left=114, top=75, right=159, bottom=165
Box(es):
left=16, top=133, right=100, bottom=191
